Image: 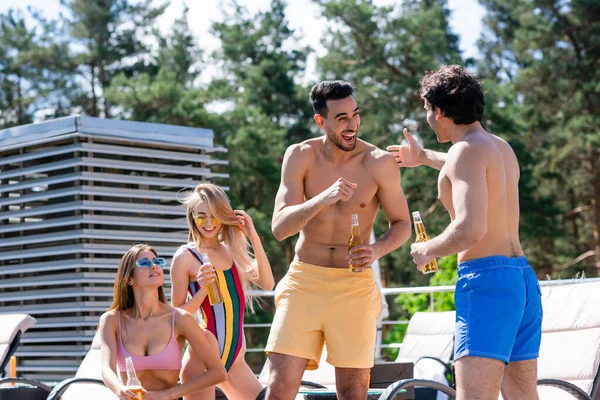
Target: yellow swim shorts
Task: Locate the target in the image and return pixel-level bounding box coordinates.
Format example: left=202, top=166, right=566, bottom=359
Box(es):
left=265, top=260, right=383, bottom=370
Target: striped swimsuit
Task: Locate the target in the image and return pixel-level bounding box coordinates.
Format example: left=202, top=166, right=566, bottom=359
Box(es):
left=186, top=246, right=245, bottom=371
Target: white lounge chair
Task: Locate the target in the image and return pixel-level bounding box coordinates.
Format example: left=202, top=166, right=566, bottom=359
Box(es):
left=0, top=314, right=51, bottom=400
left=535, top=279, right=600, bottom=400
left=386, top=279, right=600, bottom=400
left=46, top=331, right=117, bottom=400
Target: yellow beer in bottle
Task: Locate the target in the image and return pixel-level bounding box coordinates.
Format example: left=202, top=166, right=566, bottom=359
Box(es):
left=348, top=214, right=362, bottom=272
left=125, top=357, right=144, bottom=400
left=412, top=211, right=438, bottom=274
left=201, top=253, right=223, bottom=305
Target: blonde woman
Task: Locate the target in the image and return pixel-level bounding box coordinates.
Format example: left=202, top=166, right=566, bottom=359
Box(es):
left=99, top=244, right=226, bottom=400
left=171, top=183, right=275, bottom=400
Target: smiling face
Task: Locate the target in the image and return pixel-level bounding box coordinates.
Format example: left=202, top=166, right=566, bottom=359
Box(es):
left=314, top=95, right=361, bottom=151
left=185, top=184, right=240, bottom=247
left=192, top=202, right=222, bottom=239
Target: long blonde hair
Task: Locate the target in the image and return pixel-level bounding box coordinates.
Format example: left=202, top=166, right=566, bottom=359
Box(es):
left=110, top=244, right=167, bottom=311
left=183, top=183, right=257, bottom=310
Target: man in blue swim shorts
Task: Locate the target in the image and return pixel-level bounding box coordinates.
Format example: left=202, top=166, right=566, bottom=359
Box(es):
left=387, top=65, right=542, bottom=399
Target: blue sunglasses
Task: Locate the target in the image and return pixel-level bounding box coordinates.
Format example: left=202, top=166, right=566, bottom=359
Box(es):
left=135, top=257, right=166, bottom=268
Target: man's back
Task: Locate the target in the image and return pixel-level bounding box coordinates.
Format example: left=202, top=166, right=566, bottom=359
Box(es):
left=400, top=65, right=542, bottom=400
left=489, top=133, right=524, bottom=257
left=439, top=131, right=524, bottom=263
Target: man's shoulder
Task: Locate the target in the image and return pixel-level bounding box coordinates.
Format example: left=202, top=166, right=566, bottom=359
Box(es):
left=360, top=140, right=395, bottom=167
left=446, top=134, right=495, bottom=170
left=284, top=139, right=319, bottom=166
left=286, top=138, right=319, bottom=156
left=449, top=135, right=492, bottom=157
left=488, top=133, right=516, bottom=155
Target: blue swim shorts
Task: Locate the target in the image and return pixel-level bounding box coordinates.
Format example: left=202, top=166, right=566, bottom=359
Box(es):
left=454, top=255, right=543, bottom=363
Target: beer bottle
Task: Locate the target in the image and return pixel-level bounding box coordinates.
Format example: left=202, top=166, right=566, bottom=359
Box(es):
left=201, top=253, right=223, bottom=305
left=125, top=357, right=144, bottom=400
left=412, top=211, right=438, bottom=274
left=348, top=214, right=363, bottom=272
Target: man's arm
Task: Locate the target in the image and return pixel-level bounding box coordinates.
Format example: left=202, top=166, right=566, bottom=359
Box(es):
left=387, top=128, right=447, bottom=170
left=347, top=153, right=411, bottom=269
left=419, top=149, right=447, bottom=170
left=372, top=154, right=412, bottom=258
left=421, top=143, right=488, bottom=258
left=272, top=144, right=356, bottom=241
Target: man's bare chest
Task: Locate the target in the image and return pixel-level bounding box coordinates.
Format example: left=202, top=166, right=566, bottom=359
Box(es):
left=305, top=164, right=378, bottom=210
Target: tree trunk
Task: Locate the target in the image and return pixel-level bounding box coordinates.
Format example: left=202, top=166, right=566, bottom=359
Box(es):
left=90, top=60, right=98, bottom=117
left=568, top=188, right=579, bottom=241
left=589, top=144, right=600, bottom=270
left=16, top=75, right=24, bottom=125
left=98, top=62, right=110, bottom=118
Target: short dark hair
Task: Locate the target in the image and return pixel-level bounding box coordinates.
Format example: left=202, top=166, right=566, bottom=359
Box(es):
left=419, top=65, right=484, bottom=125
left=310, top=80, right=355, bottom=117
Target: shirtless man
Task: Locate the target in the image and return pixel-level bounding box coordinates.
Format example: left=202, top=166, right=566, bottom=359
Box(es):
left=387, top=65, right=542, bottom=400
left=264, top=80, right=411, bottom=400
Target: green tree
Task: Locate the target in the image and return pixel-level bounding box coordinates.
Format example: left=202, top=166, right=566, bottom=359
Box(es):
left=105, top=6, right=218, bottom=129
left=59, top=0, right=167, bottom=117
left=0, top=9, right=37, bottom=127
left=0, top=8, right=73, bottom=126
left=478, top=0, right=600, bottom=275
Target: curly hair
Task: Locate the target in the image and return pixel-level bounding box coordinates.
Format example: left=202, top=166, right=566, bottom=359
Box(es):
left=419, top=65, right=485, bottom=125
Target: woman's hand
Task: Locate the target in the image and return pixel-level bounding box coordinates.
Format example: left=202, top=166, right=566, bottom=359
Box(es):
left=116, top=385, right=145, bottom=400
left=196, top=262, right=216, bottom=286
left=235, top=209, right=257, bottom=239
left=143, top=390, right=172, bottom=400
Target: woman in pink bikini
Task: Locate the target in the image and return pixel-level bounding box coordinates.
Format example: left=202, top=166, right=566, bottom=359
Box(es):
left=99, top=244, right=227, bottom=400
left=170, top=183, right=274, bottom=400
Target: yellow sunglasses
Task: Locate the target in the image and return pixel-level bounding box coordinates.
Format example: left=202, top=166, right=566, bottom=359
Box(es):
left=193, top=215, right=219, bottom=227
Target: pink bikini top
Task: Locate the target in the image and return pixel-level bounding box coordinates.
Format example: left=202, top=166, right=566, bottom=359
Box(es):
left=116, top=310, right=182, bottom=371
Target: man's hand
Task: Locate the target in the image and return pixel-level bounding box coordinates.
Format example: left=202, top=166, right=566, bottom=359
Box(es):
left=347, top=244, right=379, bottom=271
left=320, top=178, right=357, bottom=205
left=386, top=129, right=423, bottom=168
left=410, top=242, right=435, bottom=271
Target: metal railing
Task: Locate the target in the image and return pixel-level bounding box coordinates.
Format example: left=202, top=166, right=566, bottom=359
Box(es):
left=244, top=277, right=600, bottom=356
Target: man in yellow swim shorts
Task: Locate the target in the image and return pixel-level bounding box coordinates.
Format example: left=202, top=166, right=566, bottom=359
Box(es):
left=264, top=80, right=412, bottom=400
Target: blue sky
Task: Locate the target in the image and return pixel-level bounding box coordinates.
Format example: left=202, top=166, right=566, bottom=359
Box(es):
left=0, top=0, right=485, bottom=82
